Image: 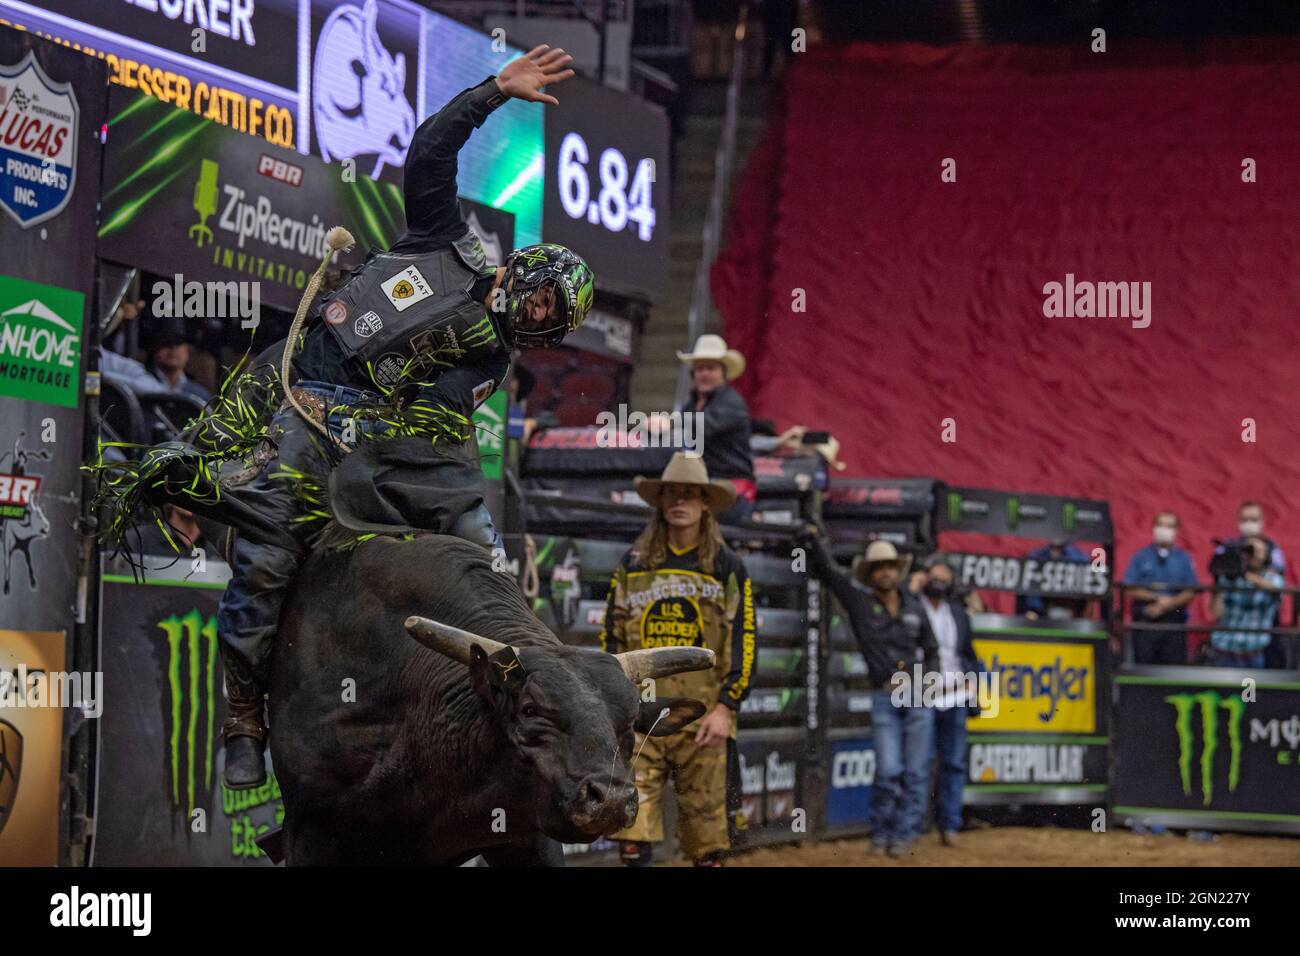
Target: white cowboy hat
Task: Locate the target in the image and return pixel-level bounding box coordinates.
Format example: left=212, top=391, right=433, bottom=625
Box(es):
left=634, top=452, right=737, bottom=515
left=676, top=334, right=746, bottom=380
left=852, top=539, right=913, bottom=583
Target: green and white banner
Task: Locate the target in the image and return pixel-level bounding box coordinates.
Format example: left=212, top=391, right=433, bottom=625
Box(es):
left=0, top=274, right=83, bottom=409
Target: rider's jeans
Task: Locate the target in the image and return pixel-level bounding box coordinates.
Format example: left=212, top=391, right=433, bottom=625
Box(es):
left=215, top=381, right=502, bottom=693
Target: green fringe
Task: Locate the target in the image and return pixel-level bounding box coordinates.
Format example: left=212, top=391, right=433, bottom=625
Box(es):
left=87, top=349, right=479, bottom=557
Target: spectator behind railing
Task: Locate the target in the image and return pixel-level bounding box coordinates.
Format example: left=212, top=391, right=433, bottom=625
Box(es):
left=1215, top=500, right=1286, bottom=575
left=1209, top=536, right=1283, bottom=668
left=1016, top=538, right=1090, bottom=621
left=143, top=320, right=212, bottom=404
left=1121, top=510, right=1199, bottom=664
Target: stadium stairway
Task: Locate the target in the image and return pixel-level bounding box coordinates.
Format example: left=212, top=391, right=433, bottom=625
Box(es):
left=630, top=79, right=769, bottom=416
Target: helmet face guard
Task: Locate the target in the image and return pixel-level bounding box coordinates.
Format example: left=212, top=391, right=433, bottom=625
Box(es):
left=503, top=244, right=594, bottom=350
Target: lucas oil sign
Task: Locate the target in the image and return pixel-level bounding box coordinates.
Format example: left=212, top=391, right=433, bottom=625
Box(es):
left=0, top=52, right=78, bottom=229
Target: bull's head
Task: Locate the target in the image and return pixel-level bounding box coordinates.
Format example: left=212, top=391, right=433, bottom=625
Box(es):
left=405, top=616, right=711, bottom=843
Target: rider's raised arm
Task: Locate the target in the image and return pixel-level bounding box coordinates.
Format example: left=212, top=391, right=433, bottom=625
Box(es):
left=400, top=78, right=508, bottom=244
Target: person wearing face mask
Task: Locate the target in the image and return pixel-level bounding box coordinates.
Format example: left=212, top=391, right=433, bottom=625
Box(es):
left=917, top=555, right=980, bottom=847
left=1216, top=501, right=1286, bottom=575
left=1121, top=511, right=1199, bottom=665
left=1209, top=536, right=1283, bottom=668
left=1216, top=502, right=1288, bottom=668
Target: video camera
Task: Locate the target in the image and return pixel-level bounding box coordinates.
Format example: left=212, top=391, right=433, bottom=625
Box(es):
left=1208, top=538, right=1256, bottom=580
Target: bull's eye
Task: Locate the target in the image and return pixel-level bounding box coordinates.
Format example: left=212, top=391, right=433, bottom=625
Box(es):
left=522, top=705, right=538, bottom=719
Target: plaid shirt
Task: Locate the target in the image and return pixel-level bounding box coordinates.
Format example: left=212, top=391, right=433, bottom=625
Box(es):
left=1212, top=571, right=1283, bottom=652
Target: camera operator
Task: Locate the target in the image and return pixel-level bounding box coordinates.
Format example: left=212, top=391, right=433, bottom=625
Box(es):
left=1209, top=536, right=1282, bottom=668
left=1214, top=501, right=1285, bottom=574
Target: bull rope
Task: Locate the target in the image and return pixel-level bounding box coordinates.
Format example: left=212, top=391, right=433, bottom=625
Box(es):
left=281, top=225, right=356, bottom=453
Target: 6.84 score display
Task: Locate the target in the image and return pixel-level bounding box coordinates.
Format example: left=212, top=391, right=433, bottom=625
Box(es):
left=556, top=132, right=657, bottom=241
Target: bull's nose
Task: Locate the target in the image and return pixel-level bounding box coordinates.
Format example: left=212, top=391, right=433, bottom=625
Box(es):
left=570, top=776, right=638, bottom=831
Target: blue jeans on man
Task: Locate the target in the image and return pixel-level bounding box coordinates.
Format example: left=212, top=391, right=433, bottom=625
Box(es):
left=870, top=688, right=934, bottom=850
left=931, top=705, right=968, bottom=834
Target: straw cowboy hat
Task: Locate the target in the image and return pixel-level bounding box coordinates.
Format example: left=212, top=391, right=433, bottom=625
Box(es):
left=852, top=539, right=913, bottom=584
left=676, top=334, right=746, bottom=380
left=635, top=452, right=737, bottom=514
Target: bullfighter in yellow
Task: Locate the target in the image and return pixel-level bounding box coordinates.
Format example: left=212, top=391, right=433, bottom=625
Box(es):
left=600, top=452, right=756, bottom=866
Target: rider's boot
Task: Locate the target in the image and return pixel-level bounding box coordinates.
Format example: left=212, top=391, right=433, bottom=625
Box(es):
left=221, top=662, right=268, bottom=789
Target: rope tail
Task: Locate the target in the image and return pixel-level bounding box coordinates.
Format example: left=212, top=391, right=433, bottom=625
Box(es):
left=281, top=225, right=357, bottom=453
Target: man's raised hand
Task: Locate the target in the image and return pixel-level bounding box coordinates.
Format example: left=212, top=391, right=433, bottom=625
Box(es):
left=495, top=45, right=575, bottom=106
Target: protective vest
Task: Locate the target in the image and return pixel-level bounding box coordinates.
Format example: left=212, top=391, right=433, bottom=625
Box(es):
left=318, top=230, right=502, bottom=389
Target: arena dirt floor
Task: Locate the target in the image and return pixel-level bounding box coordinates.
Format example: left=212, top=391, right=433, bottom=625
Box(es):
left=708, top=827, right=1300, bottom=867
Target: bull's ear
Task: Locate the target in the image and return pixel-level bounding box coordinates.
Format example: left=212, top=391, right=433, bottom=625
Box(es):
left=469, top=644, right=509, bottom=716
left=635, top=698, right=707, bottom=737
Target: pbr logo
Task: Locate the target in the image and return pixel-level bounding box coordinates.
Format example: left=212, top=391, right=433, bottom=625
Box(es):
left=0, top=719, right=21, bottom=837
left=0, top=53, right=79, bottom=229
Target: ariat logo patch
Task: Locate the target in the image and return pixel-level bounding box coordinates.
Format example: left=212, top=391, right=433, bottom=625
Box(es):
left=381, top=266, right=433, bottom=313
left=353, top=310, right=383, bottom=338
left=471, top=379, right=494, bottom=406
left=323, top=300, right=348, bottom=325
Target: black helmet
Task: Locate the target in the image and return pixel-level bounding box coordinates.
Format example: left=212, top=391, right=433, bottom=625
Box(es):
left=502, top=243, right=594, bottom=349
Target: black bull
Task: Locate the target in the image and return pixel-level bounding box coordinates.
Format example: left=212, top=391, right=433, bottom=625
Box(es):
left=266, top=534, right=710, bottom=865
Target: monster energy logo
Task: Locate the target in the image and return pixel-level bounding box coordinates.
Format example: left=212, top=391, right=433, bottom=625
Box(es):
left=948, top=493, right=962, bottom=525
left=1166, top=691, right=1245, bottom=805
left=1007, top=496, right=1020, bottom=529
left=1063, top=502, right=1077, bottom=532
left=157, top=610, right=219, bottom=816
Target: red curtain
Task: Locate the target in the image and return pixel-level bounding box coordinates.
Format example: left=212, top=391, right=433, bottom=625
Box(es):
left=712, top=40, right=1300, bottom=609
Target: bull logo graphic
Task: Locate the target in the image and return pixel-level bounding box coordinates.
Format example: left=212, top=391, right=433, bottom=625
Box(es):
left=392, top=280, right=414, bottom=299
left=312, top=0, right=415, bottom=180
left=0, top=53, right=80, bottom=229
left=0, top=432, right=51, bottom=596
left=0, top=720, right=22, bottom=837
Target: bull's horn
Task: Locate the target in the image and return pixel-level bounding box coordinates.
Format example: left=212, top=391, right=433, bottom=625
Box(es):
left=404, top=616, right=508, bottom=664
left=615, top=647, right=715, bottom=683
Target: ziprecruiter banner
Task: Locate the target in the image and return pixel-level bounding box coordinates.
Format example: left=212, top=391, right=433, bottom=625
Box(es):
left=97, top=86, right=406, bottom=313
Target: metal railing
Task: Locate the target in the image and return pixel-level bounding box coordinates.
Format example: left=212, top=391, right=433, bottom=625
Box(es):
left=1115, top=581, right=1300, bottom=669
left=673, top=0, right=750, bottom=411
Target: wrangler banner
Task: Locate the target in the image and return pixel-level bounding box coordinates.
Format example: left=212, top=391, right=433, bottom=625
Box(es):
left=94, top=568, right=280, bottom=865
left=963, top=617, right=1111, bottom=804
left=1113, top=667, right=1300, bottom=835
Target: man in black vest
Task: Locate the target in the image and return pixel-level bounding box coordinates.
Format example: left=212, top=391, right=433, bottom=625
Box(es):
left=212, top=46, right=594, bottom=787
